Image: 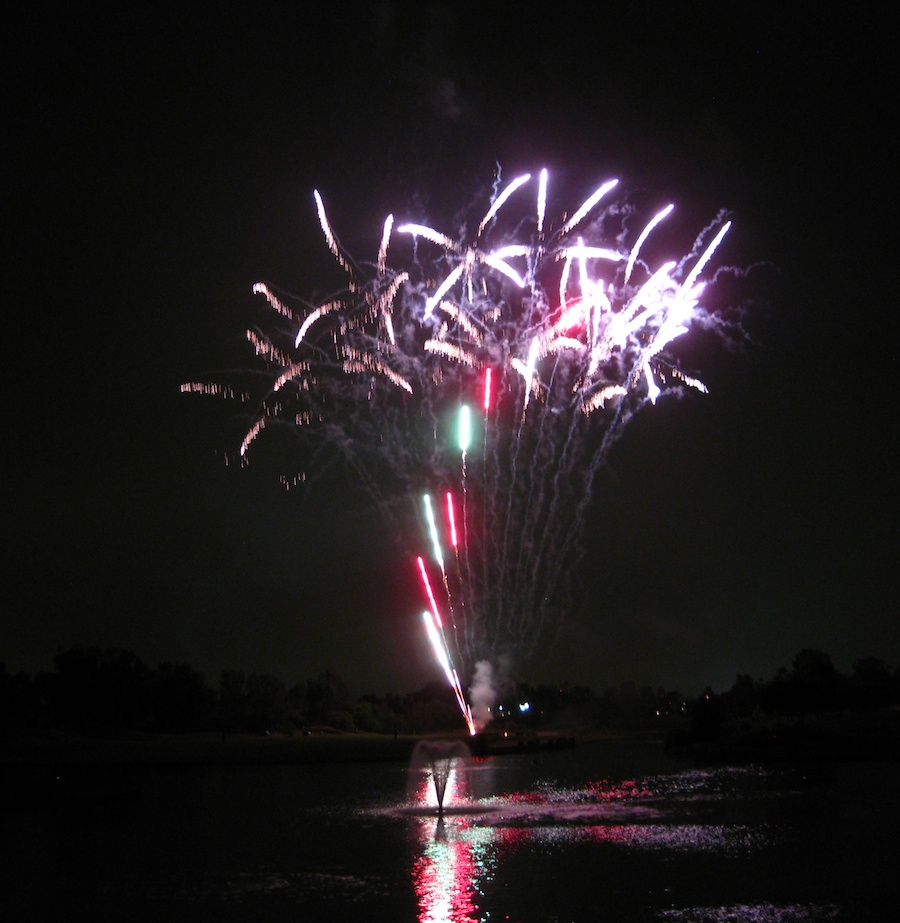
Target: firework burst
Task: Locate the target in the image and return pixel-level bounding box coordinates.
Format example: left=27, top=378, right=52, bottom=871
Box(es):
left=185, top=168, right=734, bottom=732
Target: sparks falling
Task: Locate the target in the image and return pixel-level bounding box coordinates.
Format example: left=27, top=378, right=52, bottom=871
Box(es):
left=186, top=168, right=736, bottom=733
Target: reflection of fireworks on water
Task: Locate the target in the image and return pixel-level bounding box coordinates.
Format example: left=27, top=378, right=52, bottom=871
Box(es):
left=185, top=168, right=734, bottom=734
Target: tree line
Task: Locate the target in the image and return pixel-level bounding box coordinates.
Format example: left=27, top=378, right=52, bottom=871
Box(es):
left=1, top=646, right=898, bottom=736
left=0, top=647, right=469, bottom=735
left=684, top=649, right=900, bottom=743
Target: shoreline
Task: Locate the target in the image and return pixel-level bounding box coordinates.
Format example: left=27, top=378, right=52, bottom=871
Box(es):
left=8, top=712, right=899, bottom=769
left=0, top=727, right=424, bottom=768
left=0, top=726, right=661, bottom=769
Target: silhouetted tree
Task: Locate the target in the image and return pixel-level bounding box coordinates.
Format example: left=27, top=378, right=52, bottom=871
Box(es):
left=689, top=687, right=724, bottom=741
left=727, top=673, right=759, bottom=719
left=405, top=681, right=461, bottom=733
left=53, top=646, right=151, bottom=730
left=0, top=663, right=26, bottom=726
left=246, top=673, right=286, bottom=732
left=594, top=681, right=662, bottom=727
left=306, top=671, right=352, bottom=727
left=759, top=666, right=791, bottom=716
left=848, top=657, right=892, bottom=710
left=352, top=694, right=403, bottom=733
left=789, top=648, right=840, bottom=715
left=149, top=662, right=215, bottom=732
left=285, top=682, right=308, bottom=730
left=218, top=669, right=247, bottom=733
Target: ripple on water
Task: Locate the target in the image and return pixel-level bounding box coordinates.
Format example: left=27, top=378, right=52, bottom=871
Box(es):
left=657, top=901, right=842, bottom=922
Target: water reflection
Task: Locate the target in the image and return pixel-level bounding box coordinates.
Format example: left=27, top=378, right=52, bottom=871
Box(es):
left=404, top=759, right=795, bottom=922
left=412, top=817, right=484, bottom=923
left=407, top=760, right=663, bottom=922
left=6, top=747, right=894, bottom=920
left=409, top=764, right=521, bottom=923
left=658, top=902, right=841, bottom=922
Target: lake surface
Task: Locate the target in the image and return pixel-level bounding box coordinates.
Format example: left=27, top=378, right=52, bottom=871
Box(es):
left=3, top=738, right=900, bottom=921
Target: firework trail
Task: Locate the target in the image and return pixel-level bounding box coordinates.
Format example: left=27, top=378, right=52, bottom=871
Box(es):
left=185, top=169, right=733, bottom=732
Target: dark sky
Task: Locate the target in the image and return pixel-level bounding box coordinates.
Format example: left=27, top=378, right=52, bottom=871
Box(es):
left=3, top=3, right=896, bottom=696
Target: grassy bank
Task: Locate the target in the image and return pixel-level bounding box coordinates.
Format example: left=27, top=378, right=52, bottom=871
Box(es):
left=0, top=727, right=426, bottom=767
left=0, top=724, right=674, bottom=768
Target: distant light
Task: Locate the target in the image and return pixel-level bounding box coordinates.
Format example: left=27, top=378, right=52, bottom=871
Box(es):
left=518, top=702, right=530, bottom=713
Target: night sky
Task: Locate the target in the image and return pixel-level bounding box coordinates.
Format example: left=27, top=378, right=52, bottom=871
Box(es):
left=3, top=4, right=896, bottom=696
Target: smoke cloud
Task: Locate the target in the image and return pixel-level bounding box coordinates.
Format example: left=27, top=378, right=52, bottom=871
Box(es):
left=469, top=659, right=497, bottom=731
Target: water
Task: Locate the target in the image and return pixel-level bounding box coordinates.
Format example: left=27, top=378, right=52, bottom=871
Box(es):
left=3, top=739, right=899, bottom=921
